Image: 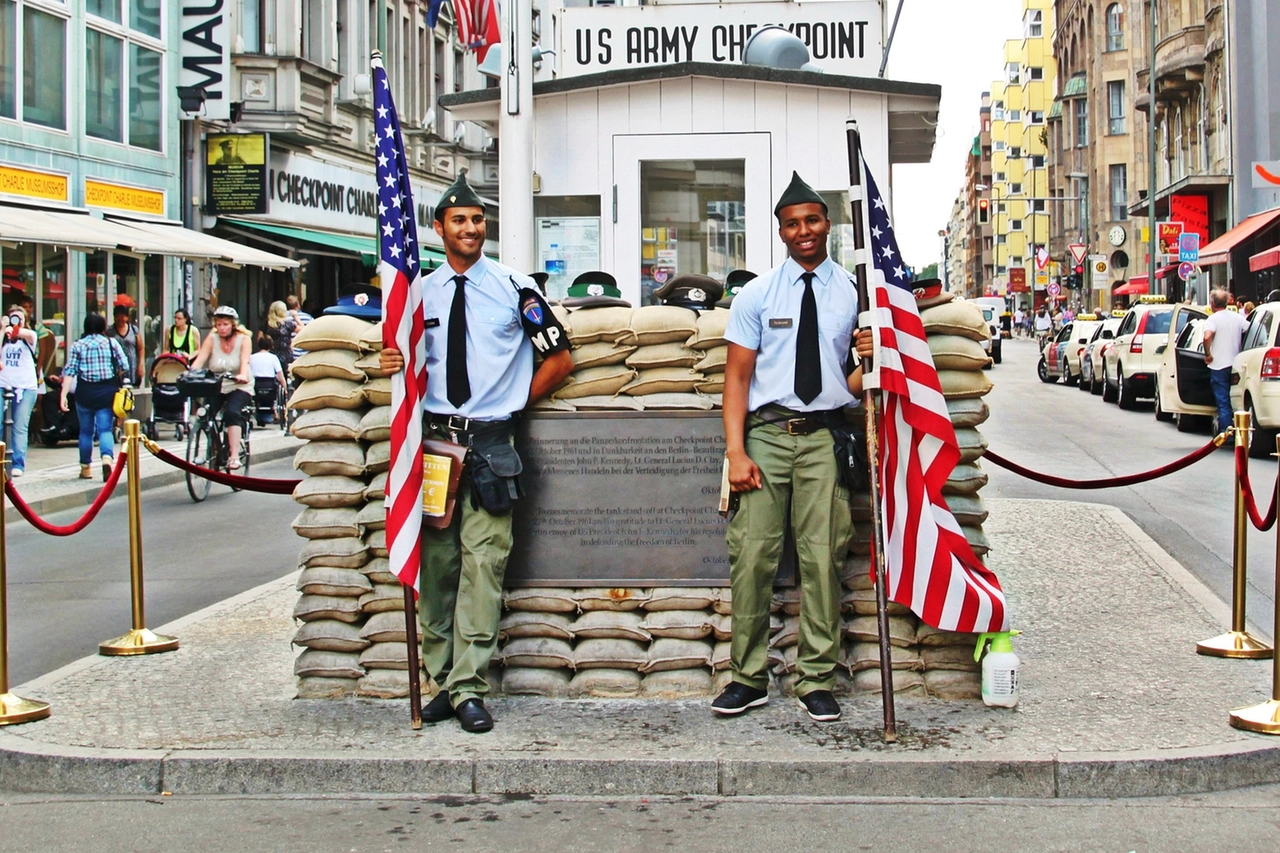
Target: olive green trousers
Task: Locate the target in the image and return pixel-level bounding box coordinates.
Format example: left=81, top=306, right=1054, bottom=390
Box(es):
left=726, top=422, right=852, bottom=697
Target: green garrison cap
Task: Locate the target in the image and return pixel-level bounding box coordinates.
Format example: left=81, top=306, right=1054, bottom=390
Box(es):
left=434, top=168, right=486, bottom=221
left=773, top=171, right=827, bottom=219
left=566, top=270, right=622, bottom=299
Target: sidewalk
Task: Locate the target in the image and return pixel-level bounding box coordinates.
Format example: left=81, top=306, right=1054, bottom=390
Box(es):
left=3, top=424, right=304, bottom=519
left=1, top=498, right=1278, bottom=799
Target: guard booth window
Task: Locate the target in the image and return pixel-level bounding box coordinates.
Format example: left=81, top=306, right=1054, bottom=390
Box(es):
left=639, top=160, right=744, bottom=306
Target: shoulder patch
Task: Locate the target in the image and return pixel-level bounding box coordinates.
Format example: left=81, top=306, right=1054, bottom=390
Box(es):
left=521, top=296, right=545, bottom=326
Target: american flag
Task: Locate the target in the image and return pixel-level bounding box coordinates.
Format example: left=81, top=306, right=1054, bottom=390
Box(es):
left=861, top=163, right=1009, bottom=633
left=455, top=0, right=501, bottom=63
left=373, top=54, right=427, bottom=595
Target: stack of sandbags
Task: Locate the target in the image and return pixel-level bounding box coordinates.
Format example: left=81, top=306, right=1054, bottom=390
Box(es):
left=493, top=587, right=723, bottom=699
left=538, top=305, right=725, bottom=412
left=288, top=316, right=418, bottom=699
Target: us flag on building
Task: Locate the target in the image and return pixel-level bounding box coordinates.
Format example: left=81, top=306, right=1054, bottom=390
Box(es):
left=373, top=54, right=427, bottom=594
left=860, top=163, right=1009, bottom=634
left=455, top=0, right=501, bottom=63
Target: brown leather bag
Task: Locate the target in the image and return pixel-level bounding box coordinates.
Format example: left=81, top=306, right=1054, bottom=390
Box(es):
left=421, top=439, right=468, bottom=529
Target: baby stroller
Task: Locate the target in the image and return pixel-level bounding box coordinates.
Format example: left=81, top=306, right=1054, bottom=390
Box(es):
left=145, top=354, right=191, bottom=440
left=253, top=376, right=284, bottom=428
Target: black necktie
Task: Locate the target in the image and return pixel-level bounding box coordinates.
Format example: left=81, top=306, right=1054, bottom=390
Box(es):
left=447, top=275, right=471, bottom=407
left=794, top=272, right=821, bottom=404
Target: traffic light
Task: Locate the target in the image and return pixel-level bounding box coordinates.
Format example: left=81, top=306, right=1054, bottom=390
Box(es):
left=978, top=198, right=989, bottom=223
left=1069, top=263, right=1085, bottom=290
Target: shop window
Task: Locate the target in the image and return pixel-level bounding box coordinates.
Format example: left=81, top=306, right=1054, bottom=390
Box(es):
left=0, top=1, right=14, bottom=118
left=22, top=6, right=66, bottom=129
left=533, top=196, right=602, bottom=301
left=86, top=28, right=123, bottom=141
left=87, top=0, right=120, bottom=24
left=86, top=251, right=107, bottom=317
left=639, top=160, right=744, bottom=305
left=3, top=242, right=36, bottom=312
left=41, top=246, right=67, bottom=368
left=129, top=43, right=160, bottom=150
left=130, top=0, right=159, bottom=39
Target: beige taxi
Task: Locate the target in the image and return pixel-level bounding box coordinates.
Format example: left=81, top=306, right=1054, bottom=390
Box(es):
left=1230, top=302, right=1280, bottom=456
left=1080, top=314, right=1125, bottom=395
left=1102, top=297, right=1180, bottom=409
left=1153, top=304, right=1213, bottom=431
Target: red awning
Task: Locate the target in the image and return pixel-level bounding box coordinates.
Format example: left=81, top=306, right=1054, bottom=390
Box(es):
left=1249, top=245, right=1280, bottom=272
left=1199, top=207, right=1280, bottom=266
left=1113, top=279, right=1148, bottom=296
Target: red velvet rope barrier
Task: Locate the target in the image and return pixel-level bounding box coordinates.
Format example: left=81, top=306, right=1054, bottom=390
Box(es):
left=984, top=432, right=1226, bottom=490
left=144, top=442, right=301, bottom=494
left=1235, top=445, right=1278, bottom=531
left=4, top=451, right=128, bottom=535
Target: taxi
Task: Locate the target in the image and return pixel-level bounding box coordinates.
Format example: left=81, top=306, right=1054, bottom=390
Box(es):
left=1102, top=296, right=1179, bottom=409
left=1153, top=304, right=1213, bottom=430
left=1059, top=314, right=1102, bottom=385
left=1230, top=302, right=1280, bottom=456
left=1080, top=313, right=1125, bottom=394
left=1037, top=322, right=1071, bottom=383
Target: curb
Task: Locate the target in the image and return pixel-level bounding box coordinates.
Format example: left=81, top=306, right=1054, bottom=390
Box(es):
left=3, top=442, right=300, bottom=521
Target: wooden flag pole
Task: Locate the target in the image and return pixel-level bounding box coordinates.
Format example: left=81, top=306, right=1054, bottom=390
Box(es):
left=846, top=118, right=898, bottom=742
left=403, top=584, right=423, bottom=729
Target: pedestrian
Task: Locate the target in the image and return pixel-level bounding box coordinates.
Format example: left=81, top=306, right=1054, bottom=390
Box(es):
left=1203, top=288, right=1248, bottom=435
left=0, top=306, right=41, bottom=477
left=106, top=304, right=143, bottom=387
left=60, top=312, right=128, bottom=481
left=286, top=295, right=312, bottom=361
left=711, top=171, right=874, bottom=723
left=1013, top=306, right=1025, bottom=337
left=258, top=300, right=297, bottom=369
left=249, top=336, right=285, bottom=426
left=189, top=305, right=253, bottom=469
left=164, top=308, right=201, bottom=359
left=378, top=171, right=574, bottom=734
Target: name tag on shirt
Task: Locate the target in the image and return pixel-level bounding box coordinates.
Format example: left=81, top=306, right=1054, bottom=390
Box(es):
left=769, top=318, right=793, bottom=329
left=425, top=317, right=441, bottom=328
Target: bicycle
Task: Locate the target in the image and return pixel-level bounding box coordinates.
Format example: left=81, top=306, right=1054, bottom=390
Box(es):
left=176, top=371, right=252, bottom=502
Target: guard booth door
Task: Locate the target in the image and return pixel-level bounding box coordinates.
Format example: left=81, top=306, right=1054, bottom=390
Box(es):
left=612, top=133, right=773, bottom=307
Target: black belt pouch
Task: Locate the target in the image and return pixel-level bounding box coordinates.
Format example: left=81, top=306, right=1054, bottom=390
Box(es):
left=826, top=416, right=869, bottom=493
left=467, top=427, right=523, bottom=515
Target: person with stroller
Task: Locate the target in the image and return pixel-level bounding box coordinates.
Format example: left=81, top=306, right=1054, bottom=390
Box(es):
left=189, top=305, right=252, bottom=469
left=249, top=336, right=286, bottom=426
left=60, top=313, right=129, bottom=480
left=163, top=308, right=200, bottom=360
left=0, top=306, right=42, bottom=478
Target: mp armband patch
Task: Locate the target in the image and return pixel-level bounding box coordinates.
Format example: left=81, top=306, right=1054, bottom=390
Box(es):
left=517, top=288, right=568, bottom=355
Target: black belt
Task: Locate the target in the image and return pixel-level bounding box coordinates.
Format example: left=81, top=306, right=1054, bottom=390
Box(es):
left=425, top=412, right=515, bottom=444
left=748, top=405, right=839, bottom=436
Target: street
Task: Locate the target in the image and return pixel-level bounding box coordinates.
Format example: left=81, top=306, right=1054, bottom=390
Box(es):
left=983, top=335, right=1277, bottom=638
left=4, top=458, right=301, bottom=686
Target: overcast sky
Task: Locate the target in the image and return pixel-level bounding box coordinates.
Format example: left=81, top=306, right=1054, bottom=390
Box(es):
left=881, top=0, right=1027, bottom=272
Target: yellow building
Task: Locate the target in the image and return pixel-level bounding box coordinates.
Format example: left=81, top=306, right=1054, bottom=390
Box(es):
left=984, top=0, right=1056, bottom=308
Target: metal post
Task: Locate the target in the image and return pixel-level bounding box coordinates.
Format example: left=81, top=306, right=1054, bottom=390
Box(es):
left=99, top=420, right=179, bottom=655
left=1197, top=410, right=1273, bottom=658
left=1228, top=431, right=1280, bottom=733
left=846, top=119, right=897, bottom=742
left=0, top=441, right=50, bottom=725
left=403, top=585, right=422, bottom=729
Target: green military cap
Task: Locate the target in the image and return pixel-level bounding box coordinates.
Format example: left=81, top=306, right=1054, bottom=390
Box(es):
left=566, top=270, right=621, bottom=299
left=717, top=269, right=757, bottom=308
left=434, top=168, right=486, bottom=221
left=774, top=171, right=828, bottom=219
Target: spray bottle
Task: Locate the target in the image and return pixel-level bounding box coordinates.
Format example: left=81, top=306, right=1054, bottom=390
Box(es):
left=973, top=630, right=1021, bottom=708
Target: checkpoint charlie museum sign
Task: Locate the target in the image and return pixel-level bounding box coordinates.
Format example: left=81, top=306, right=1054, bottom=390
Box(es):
left=557, top=1, right=882, bottom=77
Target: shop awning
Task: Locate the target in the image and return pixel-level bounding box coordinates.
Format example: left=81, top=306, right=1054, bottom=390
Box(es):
left=0, top=206, right=126, bottom=252
left=1199, top=207, right=1280, bottom=266
left=1250, top=245, right=1280, bottom=272
left=224, top=218, right=446, bottom=267
left=107, top=218, right=298, bottom=269
left=1113, top=279, right=1149, bottom=296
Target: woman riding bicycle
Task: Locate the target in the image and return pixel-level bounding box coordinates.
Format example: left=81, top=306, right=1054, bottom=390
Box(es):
left=189, top=305, right=252, bottom=470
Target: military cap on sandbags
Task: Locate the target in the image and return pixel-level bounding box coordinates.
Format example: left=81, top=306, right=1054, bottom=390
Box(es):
left=561, top=270, right=631, bottom=309
left=716, top=269, right=758, bottom=308
left=323, top=284, right=383, bottom=320
left=910, top=278, right=956, bottom=310
left=774, top=171, right=827, bottom=219
left=653, top=273, right=724, bottom=310
left=526, top=271, right=550, bottom=296
left=433, top=168, right=485, bottom=221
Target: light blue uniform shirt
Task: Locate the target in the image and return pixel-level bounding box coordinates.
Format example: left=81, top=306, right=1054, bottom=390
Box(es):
left=724, top=256, right=858, bottom=413
left=421, top=256, right=534, bottom=421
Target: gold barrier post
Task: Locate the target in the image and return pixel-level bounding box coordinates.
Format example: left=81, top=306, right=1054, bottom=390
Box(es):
left=99, top=420, right=178, bottom=656
left=1197, top=410, right=1274, bottom=659
left=0, top=441, right=51, bottom=724
left=1229, top=431, right=1280, bottom=733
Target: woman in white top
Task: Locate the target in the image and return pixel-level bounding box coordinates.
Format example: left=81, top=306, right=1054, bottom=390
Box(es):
left=190, top=305, right=252, bottom=469
left=0, top=306, right=41, bottom=476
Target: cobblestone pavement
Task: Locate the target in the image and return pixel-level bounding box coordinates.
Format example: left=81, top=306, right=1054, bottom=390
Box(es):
left=9, top=498, right=1274, bottom=762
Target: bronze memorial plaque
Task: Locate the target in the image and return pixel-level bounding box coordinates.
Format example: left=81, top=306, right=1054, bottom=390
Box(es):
left=511, top=411, right=736, bottom=586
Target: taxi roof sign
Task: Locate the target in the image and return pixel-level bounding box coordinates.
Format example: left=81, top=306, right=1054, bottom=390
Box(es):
left=1076, top=313, right=1100, bottom=321
left=1137, top=294, right=1168, bottom=304
left=1111, top=309, right=1129, bottom=317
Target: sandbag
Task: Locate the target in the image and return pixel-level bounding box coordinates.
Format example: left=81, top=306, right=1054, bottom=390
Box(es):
left=621, top=367, right=703, bottom=396
left=357, top=321, right=384, bottom=353
left=292, top=619, right=369, bottom=653
left=569, top=669, right=642, bottom=698
left=921, top=645, right=982, bottom=671
left=685, top=308, right=731, bottom=351
left=365, top=440, right=391, bottom=474
left=920, top=302, right=989, bottom=341
left=768, top=616, right=799, bottom=649
left=641, top=638, right=712, bottom=672
left=293, top=314, right=372, bottom=352
left=293, top=593, right=362, bottom=623
left=292, top=506, right=361, bottom=539
left=498, top=637, right=575, bottom=669
left=571, top=341, right=636, bottom=369
left=364, top=471, right=388, bottom=501
left=842, top=615, right=918, bottom=648
left=353, top=352, right=392, bottom=379
left=852, top=668, right=924, bottom=695
left=298, top=537, right=369, bottom=569
left=927, top=335, right=991, bottom=371
left=625, top=342, right=701, bottom=370
left=916, top=624, right=981, bottom=647
left=638, top=392, right=714, bottom=410
left=358, top=668, right=424, bottom=699
left=504, top=588, right=578, bottom=613
left=359, top=641, right=409, bottom=670
left=955, top=427, right=989, bottom=464
left=943, top=463, right=987, bottom=495
left=639, top=610, right=713, bottom=640
left=359, top=556, right=397, bottom=585
left=844, top=642, right=923, bottom=673
left=291, top=408, right=364, bottom=441
left=498, top=611, right=575, bottom=642
left=945, top=493, right=989, bottom=527
left=573, top=638, right=648, bottom=670
left=293, top=649, right=364, bottom=679
left=291, top=349, right=366, bottom=382
left=624, top=305, right=699, bottom=345
left=289, top=378, right=367, bottom=411
left=553, top=365, right=635, bottom=400
left=565, top=306, right=632, bottom=345
left=296, top=566, right=372, bottom=597
left=570, top=610, right=650, bottom=642
left=356, top=500, right=386, bottom=531
left=946, top=397, right=990, bottom=428
left=357, top=406, right=391, bottom=442
left=694, top=347, right=727, bottom=375
left=575, top=587, right=649, bottom=612
left=360, top=610, right=409, bottom=644
left=296, top=676, right=359, bottom=698
left=358, top=584, right=405, bottom=614
left=500, top=667, right=571, bottom=697
left=937, top=369, right=994, bottom=400
left=293, top=441, right=366, bottom=478
left=645, top=588, right=718, bottom=611
left=640, top=669, right=713, bottom=698
left=923, top=669, right=982, bottom=700
left=365, top=528, right=388, bottom=558
left=364, top=377, right=392, bottom=406
left=571, top=394, right=645, bottom=411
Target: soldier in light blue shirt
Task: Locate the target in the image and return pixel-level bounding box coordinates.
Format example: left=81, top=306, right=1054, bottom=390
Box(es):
left=713, top=171, right=873, bottom=724
left=380, top=172, right=573, bottom=733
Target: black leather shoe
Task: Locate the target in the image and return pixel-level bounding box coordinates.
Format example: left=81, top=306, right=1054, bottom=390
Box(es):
left=421, top=691, right=454, bottom=724
left=797, top=689, right=842, bottom=722
left=455, top=698, right=494, bottom=733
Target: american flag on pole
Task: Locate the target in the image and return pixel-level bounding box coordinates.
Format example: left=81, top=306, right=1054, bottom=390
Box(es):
left=373, top=54, right=427, bottom=595
left=861, top=163, right=1009, bottom=633
left=455, top=0, right=501, bottom=63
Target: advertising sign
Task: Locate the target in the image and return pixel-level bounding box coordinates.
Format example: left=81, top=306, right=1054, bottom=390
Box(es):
left=206, top=134, right=268, bottom=215
left=1169, top=194, right=1209, bottom=243
left=179, top=3, right=231, bottom=120
left=556, top=2, right=881, bottom=78
left=1008, top=267, right=1028, bottom=293
left=1158, top=222, right=1184, bottom=257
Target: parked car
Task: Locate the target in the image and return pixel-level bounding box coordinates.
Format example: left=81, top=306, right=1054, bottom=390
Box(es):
left=979, top=306, right=1003, bottom=365
left=1080, top=315, right=1125, bottom=395
left=1102, top=297, right=1181, bottom=408
left=1153, top=304, right=1213, bottom=431
left=1230, top=303, right=1280, bottom=457
left=1038, top=322, right=1071, bottom=383
left=1059, top=315, right=1102, bottom=385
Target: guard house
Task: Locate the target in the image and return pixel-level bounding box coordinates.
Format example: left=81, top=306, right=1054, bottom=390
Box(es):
left=440, top=3, right=940, bottom=304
